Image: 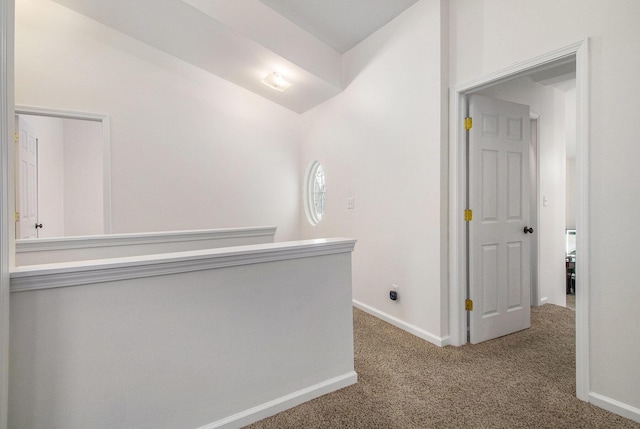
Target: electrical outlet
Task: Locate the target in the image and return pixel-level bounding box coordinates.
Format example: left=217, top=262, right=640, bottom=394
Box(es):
left=390, top=284, right=399, bottom=301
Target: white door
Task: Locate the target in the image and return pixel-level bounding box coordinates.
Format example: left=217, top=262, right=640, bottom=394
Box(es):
left=468, top=94, right=532, bottom=344
left=17, top=116, right=39, bottom=239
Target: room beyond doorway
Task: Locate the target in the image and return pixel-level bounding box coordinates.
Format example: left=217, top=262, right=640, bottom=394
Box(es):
left=15, top=106, right=112, bottom=239
left=474, top=68, right=576, bottom=310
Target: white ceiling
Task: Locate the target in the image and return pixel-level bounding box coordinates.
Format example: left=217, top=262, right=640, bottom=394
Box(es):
left=258, top=0, right=419, bottom=54
left=51, top=0, right=419, bottom=113
left=530, top=58, right=576, bottom=92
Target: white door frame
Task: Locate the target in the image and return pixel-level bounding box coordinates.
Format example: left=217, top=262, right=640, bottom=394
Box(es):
left=529, top=113, right=540, bottom=307
left=448, top=39, right=590, bottom=401
left=15, top=106, right=112, bottom=235
left=0, top=1, right=12, bottom=428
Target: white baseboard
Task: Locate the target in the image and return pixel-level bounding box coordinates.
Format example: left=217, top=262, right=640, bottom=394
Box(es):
left=353, top=300, right=450, bottom=347
left=196, top=371, right=358, bottom=429
left=589, top=392, right=640, bottom=424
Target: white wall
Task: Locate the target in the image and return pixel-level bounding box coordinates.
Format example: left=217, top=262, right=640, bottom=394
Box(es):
left=566, top=159, right=575, bottom=230
left=566, top=88, right=576, bottom=230
left=450, top=0, right=640, bottom=414
left=63, top=118, right=103, bottom=236
left=300, top=0, right=449, bottom=344
left=15, top=0, right=301, bottom=241
left=22, top=115, right=65, bottom=238
left=477, top=76, right=568, bottom=307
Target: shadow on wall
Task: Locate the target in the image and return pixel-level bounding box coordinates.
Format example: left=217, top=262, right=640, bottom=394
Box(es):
left=342, top=1, right=426, bottom=87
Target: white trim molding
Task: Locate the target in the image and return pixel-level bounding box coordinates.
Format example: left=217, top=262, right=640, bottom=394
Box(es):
left=16, top=226, right=277, bottom=253
left=573, top=38, right=590, bottom=402
left=353, top=300, right=450, bottom=347
left=448, top=40, right=590, bottom=400
left=0, top=0, right=12, bottom=427
left=195, top=372, right=358, bottom=429
left=14, top=105, right=113, bottom=234
left=589, top=393, right=640, bottom=424
left=10, top=238, right=357, bottom=292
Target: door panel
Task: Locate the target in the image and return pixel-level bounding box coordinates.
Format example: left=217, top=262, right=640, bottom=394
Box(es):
left=481, top=244, right=499, bottom=315
left=482, top=150, right=499, bottom=221
left=507, top=152, right=523, bottom=219
left=469, top=94, right=531, bottom=344
left=507, top=241, right=523, bottom=309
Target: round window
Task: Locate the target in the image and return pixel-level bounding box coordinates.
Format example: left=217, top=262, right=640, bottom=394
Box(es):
left=305, top=161, right=325, bottom=225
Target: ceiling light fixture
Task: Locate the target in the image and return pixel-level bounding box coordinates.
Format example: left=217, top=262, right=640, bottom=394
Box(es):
left=261, top=72, right=292, bottom=92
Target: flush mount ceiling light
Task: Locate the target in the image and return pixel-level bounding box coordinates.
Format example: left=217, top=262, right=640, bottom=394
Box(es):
left=261, top=72, right=292, bottom=92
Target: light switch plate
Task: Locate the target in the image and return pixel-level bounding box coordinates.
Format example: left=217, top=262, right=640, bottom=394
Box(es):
left=347, top=197, right=355, bottom=209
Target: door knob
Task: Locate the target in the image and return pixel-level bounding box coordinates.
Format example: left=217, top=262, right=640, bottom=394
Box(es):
left=35, top=223, right=43, bottom=229
left=523, top=226, right=534, bottom=234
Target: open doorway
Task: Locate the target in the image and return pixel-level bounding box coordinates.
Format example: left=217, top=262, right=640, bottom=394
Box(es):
left=449, top=40, right=590, bottom=400
left=472, top=65, right=576, bottom=310
left=15, top=107, right=112, bottom=239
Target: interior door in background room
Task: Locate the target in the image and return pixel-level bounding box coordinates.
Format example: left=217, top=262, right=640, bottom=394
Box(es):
left=16, top=116, right=40, bottom=239
left=468, top=94, right=532, bottom=344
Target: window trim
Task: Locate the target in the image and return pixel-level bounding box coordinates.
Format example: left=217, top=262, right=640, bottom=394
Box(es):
left=304, top=161, right=325, bottom=225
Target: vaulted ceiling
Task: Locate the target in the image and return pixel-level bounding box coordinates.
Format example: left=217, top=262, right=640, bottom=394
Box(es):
left=51, top=0, right=419, bottom=113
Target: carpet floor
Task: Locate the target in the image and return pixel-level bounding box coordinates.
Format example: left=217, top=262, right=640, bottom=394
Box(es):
left=247, top=304, right=639, bottom=428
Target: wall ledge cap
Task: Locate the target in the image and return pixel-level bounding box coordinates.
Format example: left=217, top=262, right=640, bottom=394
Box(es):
left=11, top=238, right=356, bottom=292
left=16, top=226, right=278, bottom=252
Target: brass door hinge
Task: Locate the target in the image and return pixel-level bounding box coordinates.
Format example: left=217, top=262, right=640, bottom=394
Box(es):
left=465, top=299, right=473, bottom=311
left=14, top=212, right=19, bottom=222
left=13, top=132, right=18, bottom=143
left=464, top=117, right=472, bottom=130
left=464, top=209, right=472, bottom=222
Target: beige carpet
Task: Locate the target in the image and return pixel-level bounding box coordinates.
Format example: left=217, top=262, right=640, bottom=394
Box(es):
left=248, top=304, right=639, bottom=428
